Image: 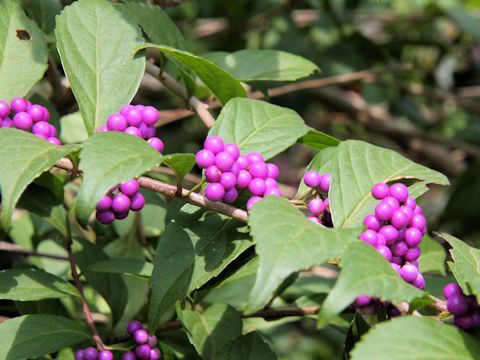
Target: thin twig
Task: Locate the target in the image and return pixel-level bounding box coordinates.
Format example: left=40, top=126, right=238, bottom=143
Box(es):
left=145, top=61, right=216, bottom=128
left=134, top=212, right=155, bottom=258
left=47, top=56, right=71, bottom=109
left=64, top=229, right=105, bottom=349
left=0, top=241, right=68, bottom=261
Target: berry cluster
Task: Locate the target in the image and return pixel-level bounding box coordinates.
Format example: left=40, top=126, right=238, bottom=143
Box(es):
left=444, top=283, right=480, bottom=330
left=0, top=97, right=61, bottom=145
left=355, top=182, right=427, bottom=311
left=95, top=179, right=145, bottom=225
left=97, top=104, right=164, bottom=152
left=122, top=321, right=161, bottom=360
left=95, top=104, right=165, bottom=224
left=195, top=136, right=281, bottom=209
left=75, top=348, right=112, bottom=360
left=303, top=170, right=331, bottom=225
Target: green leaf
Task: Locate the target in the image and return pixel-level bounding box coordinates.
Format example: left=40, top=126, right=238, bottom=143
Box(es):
left=0, top=314, right=90, bottom=360
left=246, top=196, right=358, bottom=313
left=204, top=49, right=318, bottom=82
left=318, top=242, right=423, bottom=327
left=212, top=331, right=276, bottom=360
left=55, top=0, right=145, bottom=135
left=73, top=132, right=163, bottom=227
left=447, top=8, right=480, bottom=41
left=351, top=316, right=480, bottom=360
left=86, top=258, right=153, bottom=278
left=178, top=303, right=243, bottom=359
left=440, top=233, right=480, bottom=303
left=163, top=153, right=196, bottom=184
left=73, top=237, right=128, bottom=323
left=59, top=112, right=88, bottom=144
left=306, top=140, right=449, bottom=228
left=0, top=0, right=48, bottom=101
left=148, top=203, right=252, bottom=331
left=210, top=98, right=309, bottom=160
left=0, top=129, right=80, bottom=230
left=0, top=269, right=79, bottom=301
left=22, top=0, right=62, bottom=35
left=137, top=43, right=247, bottom=105
left=117, top=2, right=187, bottom=50
left=297, top=129, right=340, bottom=150
left=419, top=234, right=446, bottom=275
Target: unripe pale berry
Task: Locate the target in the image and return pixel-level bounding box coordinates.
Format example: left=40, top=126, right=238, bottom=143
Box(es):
left=205, top=183, right=225, bottom=202
left=130, top=193, right=145, bottom=211
left=303, top=170, right=321, bottom=188
left=371, top=182, right=389, bottom=199
left=119, top=179, right=140, bottom=197
left=112, top=193, right=131, bottom=213
left=96, top=210, right=115, bottom=225
left=204, top=136, right=224, bottom=154
left=196, top=149, right=215, bottom=169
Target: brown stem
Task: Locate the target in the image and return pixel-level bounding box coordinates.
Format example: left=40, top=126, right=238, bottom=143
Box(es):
left=64, top=233, right=105, bottom=349
left=0, top=241, right=68, bottom=261
left=47, top=56, right=72, bottom=109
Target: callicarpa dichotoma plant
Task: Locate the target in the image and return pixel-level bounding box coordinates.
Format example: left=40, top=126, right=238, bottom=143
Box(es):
left=0, top=0, right=480, bottom=359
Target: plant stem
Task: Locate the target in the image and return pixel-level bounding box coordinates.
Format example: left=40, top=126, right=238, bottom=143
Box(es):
left=0, top=241, right=68, bottom=261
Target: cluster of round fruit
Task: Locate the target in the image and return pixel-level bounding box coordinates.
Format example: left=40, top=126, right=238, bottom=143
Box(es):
left=195, top=136, right=281, bottom=209
left=97, top=104, right=164, bottom=153
left=75, top=348, right=112, bottom=360
left=444, top=283, right=480, bottom=330
left=95, top=179, right=145, bottom=225
left=0, top=97, right=61, bottom=145
left=303, top=170, right=331, bottom=225
left=355, top=182, right=427, bottom=311
left=122, top=320, right=161, bottom=360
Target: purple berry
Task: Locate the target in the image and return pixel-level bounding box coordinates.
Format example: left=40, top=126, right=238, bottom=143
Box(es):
left=443, top=283, right=462, bottom=299
left=135, top=344, right=151, bottom=359
left=97, top=125, right=108, bottom=132
left=142, top=106, right=159, bottom=126
left=379, top=225, right=399, bottom=245
left=264, top=187, right=281, bottom=196
left=127, top=320, right=143, bottom=336
left=246, top=196, right=262, bottom=210
left=234, top=171, right=252, bottom=190
left=47, top=137, right=61, bottom=146
left=130, top=192, right=145, bottom=211
left=265, top=178, right=278, bottom=189
left=96, top=210, right=115, bottom=225
left=96, top=195, right=113, bottom=211
left=98, top=350, right=113, bottom=360
left=267, top=163, right=279, bottom=179
left=220, top=172, right=236, bottom=190
left=249, top=162, right=268, bottom=179
left=324, top=198, right=330, bottom=212
left=10, top=97, right=29, bottom=113
left=13, top=111, right=33, bottom=130
left=106, top=113, right=127, bottom=131
left=308, top=216, right=322, bottom=224
left=147, top=137, right=164, bottom=152
left=383, top=196, right=400, bottom=210
left=205, top=165, right=222, bottom=183
left=303, top=170, right=321, bottom=188
left=0, top=100, right=10, bottom=117
left=371, top=182, right=389, bottom=199
left=377, top=233, right=387, bottom=246
left=205, top=183, right=225, bottom=202
left=412, top=273, right=425, bottom=289
left=363, top=214, right=381, bottom=231
left=230, top=163, right=239, bottom=176
left=414, top=205, right=423, bottom=214
left=122, top=352, right=136, bottom=360
left=391, top=256, right=403, bottom=265
left=411, top=214, right=426, bottom=230
left=149, top=348, right=162, bottom=360
left=28, top=105, right=46, bottom=122
left=308, top=199, right=325, bottom=216
left=389, top=183, right=409, bottom=203
left=124, top=126, right=142, bottom=137
left=119, top=179, right=140, bottom=197
left=75, top=349, right=85, bottom=360
left=1, top=117, right=13, bottom=128
left=405, top=247, right=420, bottom=262
left=375, top=202, right=394, bottom=221
left=405, top=196, right=416, bottom=209
left=391, top=209, right=410, bottom=229
left=223, top=188, right=238, bottom=204
left=236, top=155, right=249, bottom=170
left=146, top=126, right=156, bottom=139
left=247, top=152, right=264, bottom=164
left=404, top=227, right=422, bottom=247
left=391, top=241, right=408, bottom=257
left=196, top=149, right=215, bottom=169
left=115, top=210, right=129, bottom=220
left=359, top=230, right=379, bottom=247
left=454, top=315, right=473, bottom=330
left=319, top=173, right=331, bottom=192
left=121, top=105, right=134, bottom=115
left=124, top=108, right=143, bottom=127
left=391, top=263, right=401, bottom=275
left=249, top=178, right=266, bottom=196
left=135, top=104, right=145, bottom=111
left=112, top=193, right=131, bottom=213
left=354, top=296, right=371, bottom=307
left=84, top=347, right=98, bottom=360
left=32, top=121, right=51, bottom=137
left=223, top=143, right=240, bottom=160
left=399, top=205, right=414, bottom=221
left=400, top=264, right=418, bottom=283
left=134, top=329, right=149, bottom=344
left=215, top=151, right=235, bottom=172
left=447, top=294, right=470, bottom=316
left=204, top=136, right=224, bottom=154
left=377, top=245, right=392, bottom=261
